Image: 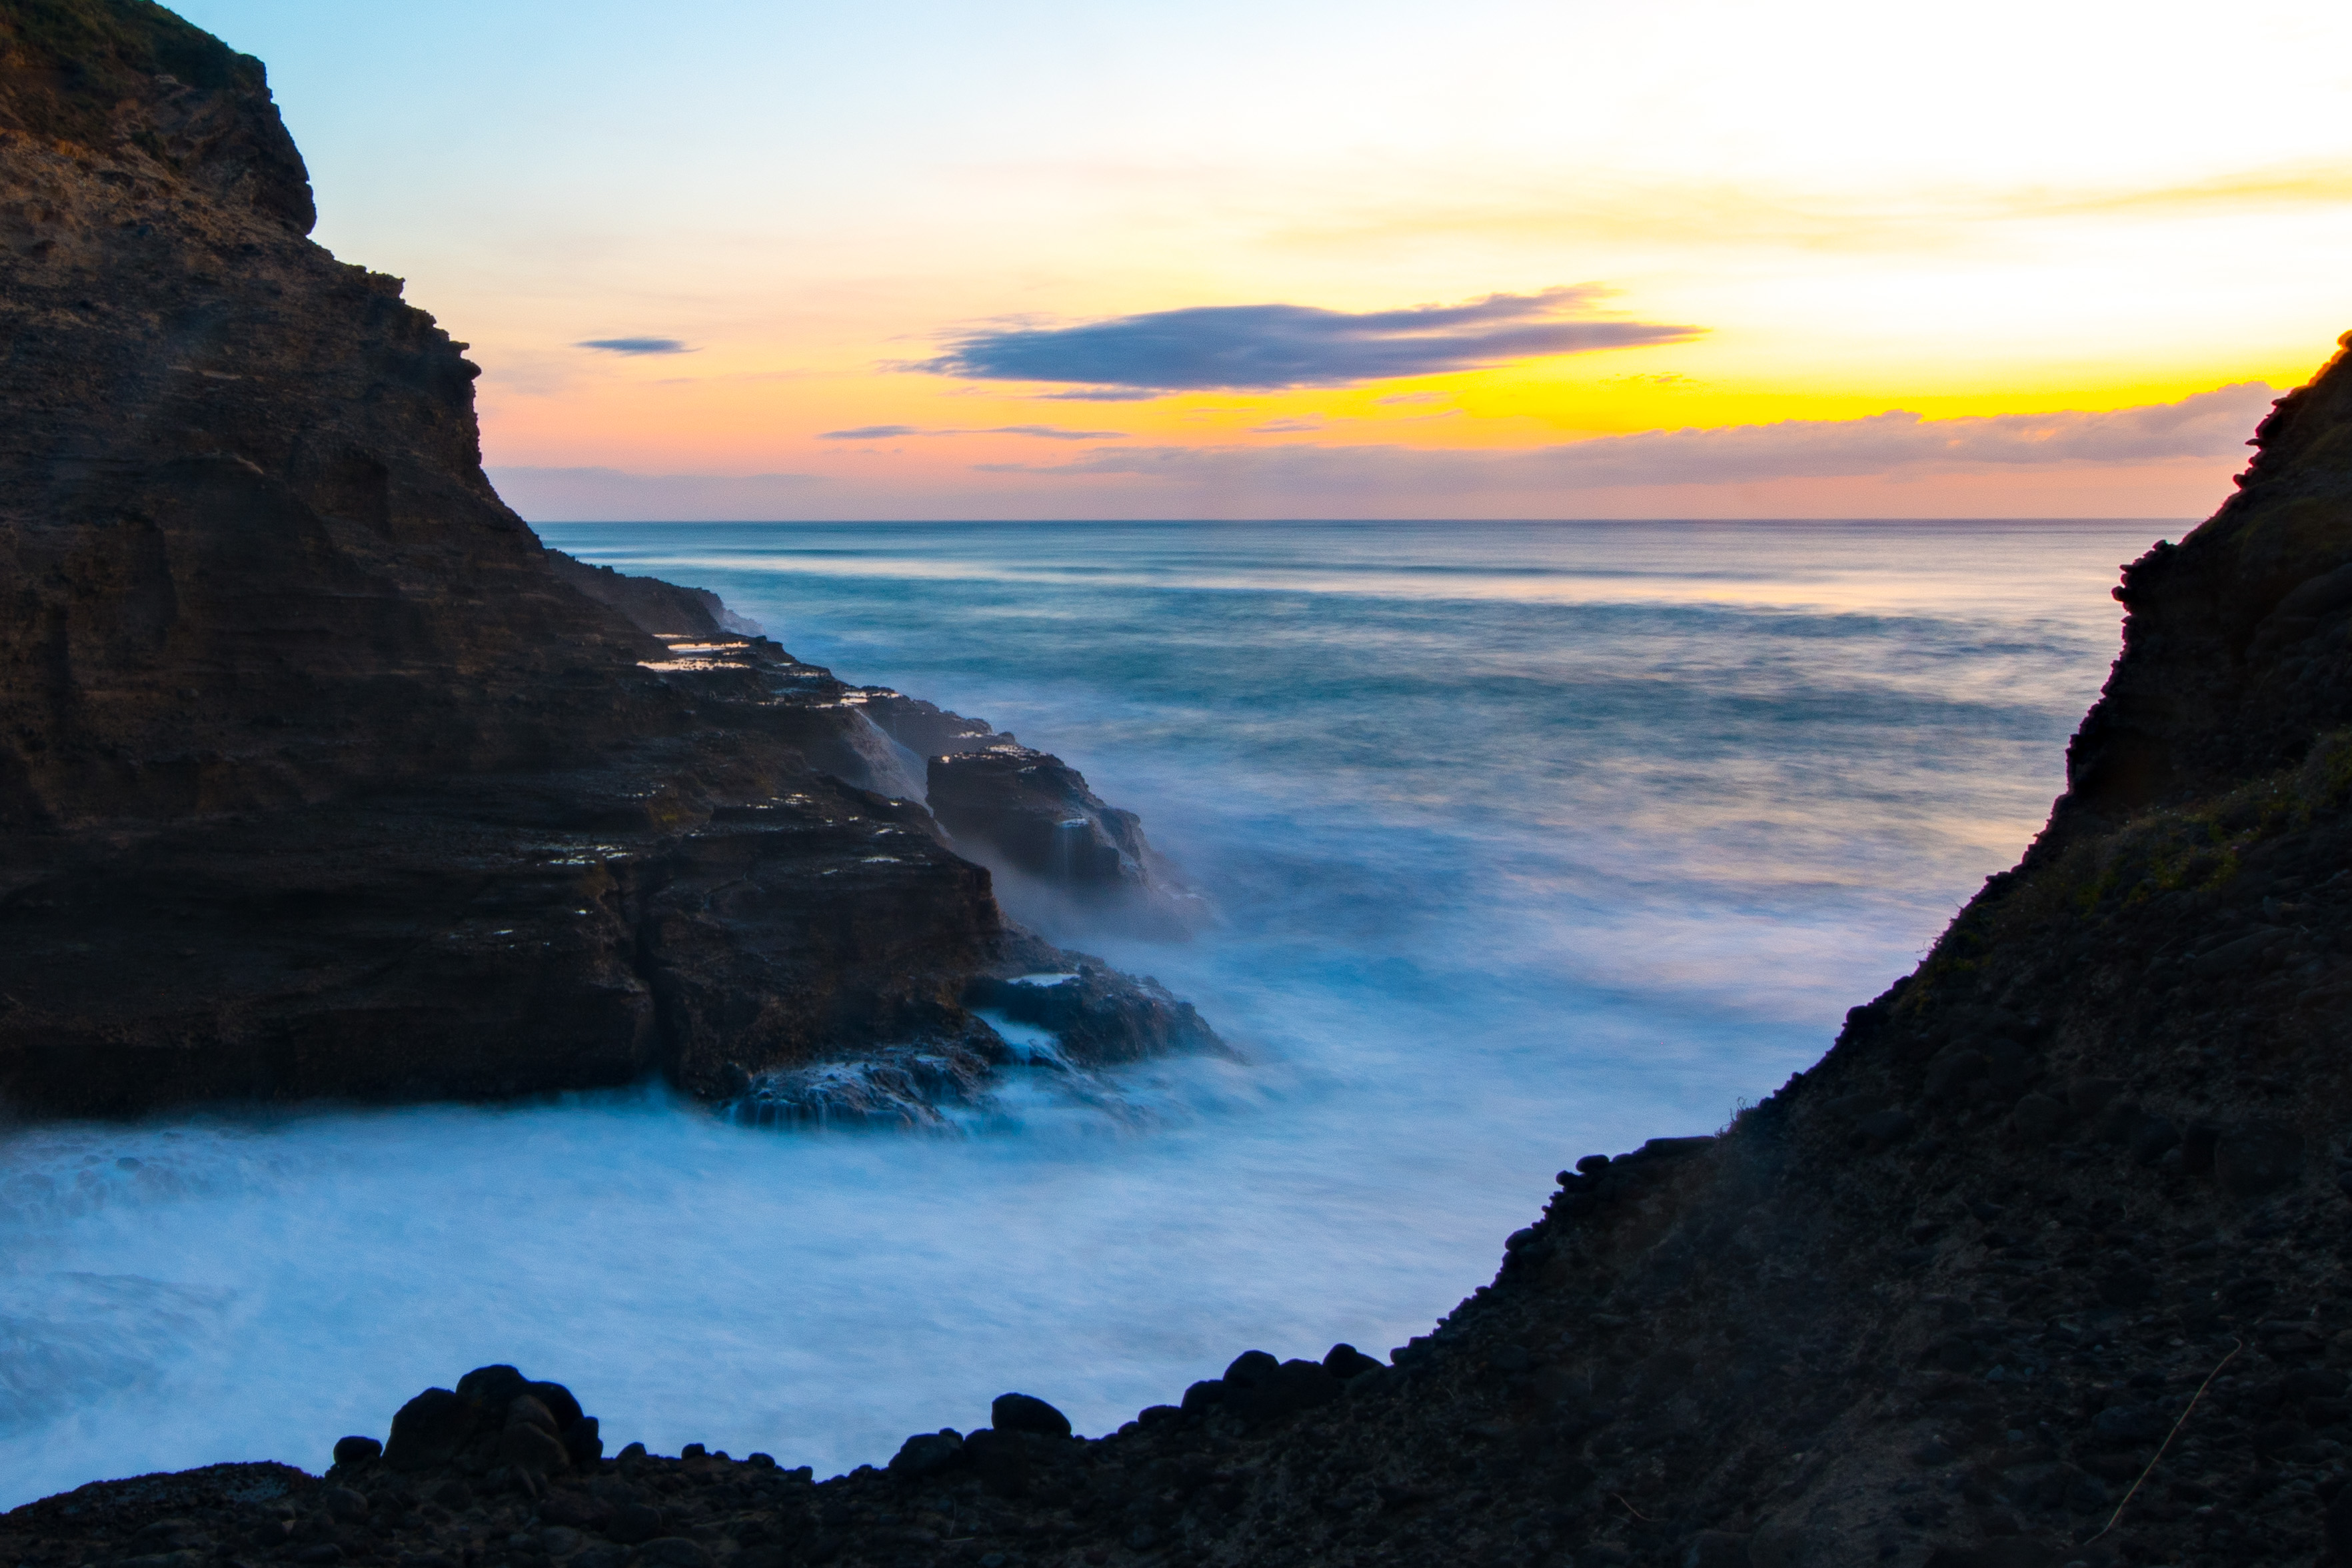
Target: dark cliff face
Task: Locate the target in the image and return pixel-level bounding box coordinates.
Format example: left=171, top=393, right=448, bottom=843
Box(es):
left=2053, top=335, right=2352, bottom=839
left=1, top=0, right=658, bottom=828
left=0, top=0, right=1215, bottom=1118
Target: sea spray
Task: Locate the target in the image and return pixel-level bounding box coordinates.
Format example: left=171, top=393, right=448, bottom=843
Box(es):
left=0, top=518, right=2163, bottom=1508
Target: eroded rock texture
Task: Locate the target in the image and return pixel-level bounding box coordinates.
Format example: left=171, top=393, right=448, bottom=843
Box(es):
left=0, top=0, right=1214, bottom=1117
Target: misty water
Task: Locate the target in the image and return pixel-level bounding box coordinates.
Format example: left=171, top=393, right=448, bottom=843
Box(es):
left=0, top=518, right=2170, bottom=1507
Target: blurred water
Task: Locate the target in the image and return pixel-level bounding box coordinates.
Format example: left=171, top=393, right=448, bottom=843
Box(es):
left=0, top=518, right=2170, bottom=1507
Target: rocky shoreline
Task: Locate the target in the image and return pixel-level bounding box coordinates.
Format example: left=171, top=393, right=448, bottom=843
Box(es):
left=11, top=4, right=2352, bottom=1567
left=0, top=0, right=1211, bottom=1120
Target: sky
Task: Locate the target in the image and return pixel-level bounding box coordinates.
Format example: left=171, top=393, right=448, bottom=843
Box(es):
left=175, top=0, right=2352, bottom=520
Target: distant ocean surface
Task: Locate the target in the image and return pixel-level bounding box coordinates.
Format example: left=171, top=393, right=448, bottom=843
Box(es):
left=0, top=518, right=2171, bottom=1507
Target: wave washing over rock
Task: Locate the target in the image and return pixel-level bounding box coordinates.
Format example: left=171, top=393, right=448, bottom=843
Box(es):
left=0, top=0, right=1212, bottom=1121
left=10, top=7, right=2352, bottom=1568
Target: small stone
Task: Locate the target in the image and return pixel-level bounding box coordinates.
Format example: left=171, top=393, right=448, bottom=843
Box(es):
left=636, top=1539, right=712, bottom=1568
left=431, top=1479, right=473, bottom=1510
left=539, top=1527, right=583, bottom=1557
left=990, top=1391, right=1072, bottom=1438
left=332, top=1435, right=381, bottom=1468
left=292, top=1547, right=343, bottom=1567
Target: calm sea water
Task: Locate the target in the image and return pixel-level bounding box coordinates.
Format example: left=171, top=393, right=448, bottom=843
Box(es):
left=0, top=518, right=2169, bottom=1507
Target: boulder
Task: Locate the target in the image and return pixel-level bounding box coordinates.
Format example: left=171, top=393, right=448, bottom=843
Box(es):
left=989, top=1393, right=1072, bottom=1439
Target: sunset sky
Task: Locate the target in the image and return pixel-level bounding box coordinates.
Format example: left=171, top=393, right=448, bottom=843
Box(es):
left=180, top=0, right=2352, bottom=519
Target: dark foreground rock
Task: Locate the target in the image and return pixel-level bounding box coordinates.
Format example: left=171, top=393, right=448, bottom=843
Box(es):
left=0, top=0, right=1214, bottom=1117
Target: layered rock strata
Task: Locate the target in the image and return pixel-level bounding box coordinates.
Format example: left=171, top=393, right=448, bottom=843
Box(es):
left=0, top=0, right=1214, bottom=1118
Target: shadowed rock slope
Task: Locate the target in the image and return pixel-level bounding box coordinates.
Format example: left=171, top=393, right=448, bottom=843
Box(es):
left=17, top=337, right=2352, bottom=1568
left=0, top=0, right=1214, bottom=1117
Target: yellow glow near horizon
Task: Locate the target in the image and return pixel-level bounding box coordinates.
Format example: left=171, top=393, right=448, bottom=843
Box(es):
left=173, top=0, right=2352, bottom=516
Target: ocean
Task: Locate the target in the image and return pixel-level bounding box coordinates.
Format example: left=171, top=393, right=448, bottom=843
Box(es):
left=0, top=518, right=2170, bottom=1507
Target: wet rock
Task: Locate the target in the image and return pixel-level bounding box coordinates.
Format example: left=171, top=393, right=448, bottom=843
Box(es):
left=990, top=1393, right=1072, bottom=1439
left=2217, top=1120, right=2305, bottom=1196
left=330, top=1435, right=379, bottom=1468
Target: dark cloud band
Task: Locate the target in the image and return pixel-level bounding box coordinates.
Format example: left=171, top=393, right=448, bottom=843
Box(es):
left=578, top=337, right=692, bottom=355
left=915, top=287, right=1701, bottom=391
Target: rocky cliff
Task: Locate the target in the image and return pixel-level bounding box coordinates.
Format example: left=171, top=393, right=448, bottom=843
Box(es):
left=0, top=0, right=1214, bottom=1118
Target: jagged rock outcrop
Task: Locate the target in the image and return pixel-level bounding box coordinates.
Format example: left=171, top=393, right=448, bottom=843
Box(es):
left=0, top=0, right=1215, bottom=1117
left=858, top=695, right=1204, bottom=935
